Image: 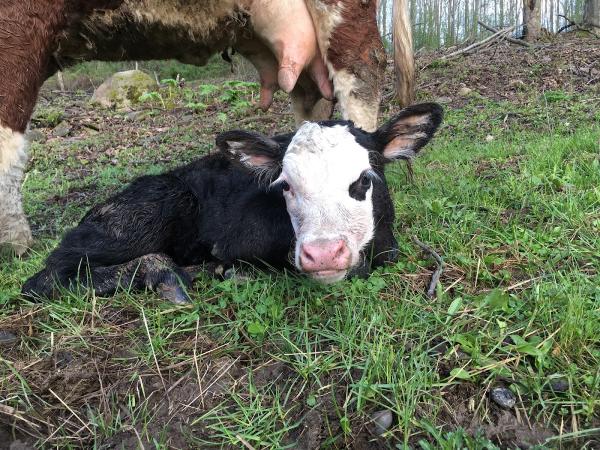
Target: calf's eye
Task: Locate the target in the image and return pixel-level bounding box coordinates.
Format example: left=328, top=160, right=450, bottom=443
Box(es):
left=348, top=171, right=373, bottom=201
left=281, top=181, right=291, bottom=192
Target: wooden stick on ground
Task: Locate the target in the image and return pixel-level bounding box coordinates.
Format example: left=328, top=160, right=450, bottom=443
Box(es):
left=412, top=236, right=444, bottom=299
left=441, top=25, right=515, bottom=60
left=477, top=21, right=532, bottom=47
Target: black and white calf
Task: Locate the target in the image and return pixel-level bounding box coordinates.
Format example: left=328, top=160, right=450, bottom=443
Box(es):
left=23, top=103, right=442, bottom=303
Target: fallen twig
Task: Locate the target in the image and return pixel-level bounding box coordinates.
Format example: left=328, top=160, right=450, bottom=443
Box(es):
left=557, top=14, right=578, bottom=34
left=441, top=26, right=515, bottom=60
left=412, top=236, right=443, bottom=299
left=477, top=21, right=531, bottom=47
left=233, top=112, right=292, bottom=125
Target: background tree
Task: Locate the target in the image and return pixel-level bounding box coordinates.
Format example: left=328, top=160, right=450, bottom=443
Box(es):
left=382, top=0, right=587, bottom=49
left=522, top=0, right=542, bottom=40
left=583, top=0, right=600, bottom=34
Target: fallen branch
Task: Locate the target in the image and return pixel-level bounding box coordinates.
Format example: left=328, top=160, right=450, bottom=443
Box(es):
left=477, top=21, right=531, bottom=47
left=441, top=25, right=515, bottom=60
left=233, top=112, right=291, bottom=125
left=556, top=14, right=578, bottom=34
left=412, top=236, right=443, bottom=299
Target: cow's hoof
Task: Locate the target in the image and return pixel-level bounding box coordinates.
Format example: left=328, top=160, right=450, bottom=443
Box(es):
left=157, top=282, right=191, bottom=304
left=0, top=222, right=32, bottom=258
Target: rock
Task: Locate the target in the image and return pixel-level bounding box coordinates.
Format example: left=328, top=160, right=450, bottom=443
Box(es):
left=435, top=96, right=453, bottom=104
left=485, top=134, right=494, bottom=142
left=509, top=79, right=526, bottom=90
left=0, top=330, right=18, bottom=346
left=548, top=377, right=569, bottom=393
left=371, top=410, right=393, bottom=435
left=91, top=70, right=156, bottom=110
left=52, top=121, right=72, bottom=137
left=490, top=387, right=516, bottom=409
left=26, top=129, right=47, bottom=143
left=125, top=110, right=150, bottom=121
left=428, top=338, right=449, bottom=356
left=458, top=87, right=473, bottom=97
left=54, top=350, right=73, bottom=369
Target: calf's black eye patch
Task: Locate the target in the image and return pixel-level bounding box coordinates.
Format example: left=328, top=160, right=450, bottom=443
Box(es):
left=349, top=171, right=373, bottom=201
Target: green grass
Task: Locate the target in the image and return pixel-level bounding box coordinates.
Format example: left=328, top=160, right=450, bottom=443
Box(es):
left=0, top=72, right=599, bottom=448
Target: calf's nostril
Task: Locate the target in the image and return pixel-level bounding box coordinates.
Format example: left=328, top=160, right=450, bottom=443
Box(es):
left=333, top=240, right=346, bottom=259
left=300, top=245, right=316, bottom=264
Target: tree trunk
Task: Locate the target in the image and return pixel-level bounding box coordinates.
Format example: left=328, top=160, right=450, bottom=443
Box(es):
left=583, top=0, right=600, bottom=35
left=523, top=0, right=541, bottom=41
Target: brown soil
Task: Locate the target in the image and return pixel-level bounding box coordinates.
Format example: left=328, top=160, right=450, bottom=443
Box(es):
left=411, top=33, right=599, bottom=108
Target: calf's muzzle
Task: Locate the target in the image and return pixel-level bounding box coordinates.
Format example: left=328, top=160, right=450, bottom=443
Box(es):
left=299, top=239, right=351, bottom=274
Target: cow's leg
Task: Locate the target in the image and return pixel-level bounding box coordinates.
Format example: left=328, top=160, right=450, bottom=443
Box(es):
left=0, top=1, right=76, bottom=255
left=304, top=0, right=386, bottom=131
left=0, top=128, right=31, bottom=255
left=290, top=74, right=334, bottom=124
left=23, top=253, right=193, bottom=304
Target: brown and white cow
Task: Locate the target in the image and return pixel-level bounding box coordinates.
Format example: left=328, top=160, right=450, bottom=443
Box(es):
left=0, top=0, right=414, bottom=256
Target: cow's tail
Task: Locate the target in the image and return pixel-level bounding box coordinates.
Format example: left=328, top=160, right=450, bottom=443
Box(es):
left=393, top=0, right=415, bottom=106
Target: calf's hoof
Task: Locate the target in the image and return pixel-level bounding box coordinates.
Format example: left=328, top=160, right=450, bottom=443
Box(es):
left=157, top=282, right=191, bottom=304
left=224, top=267, right=252, bottom=283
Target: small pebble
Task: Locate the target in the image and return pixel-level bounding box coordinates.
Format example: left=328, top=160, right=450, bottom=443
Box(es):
left=0, top=330, right=18, bottom=346
left=428, top=339, right=449, bottom=356
left=509, top=79, right=526, bottom=90
left=549, top=377, right=569, bottom=393
left=371, top=409, right=393, bottom=435
left=435, top=96, right=453, bottom=105
left=490, top=387, right=516, bottom=409
left=458, top=87, right=473, bottom=97
left=54, top=350, right=73, bottom=369
left=125, top=110, right=149, bottom=121
left=485, top=134, right=495, bottom=142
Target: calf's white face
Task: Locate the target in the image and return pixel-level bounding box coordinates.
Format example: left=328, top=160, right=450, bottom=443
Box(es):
left=275, top=123, right=376, bottom=283
left=217, top=103, right=443, bottom=283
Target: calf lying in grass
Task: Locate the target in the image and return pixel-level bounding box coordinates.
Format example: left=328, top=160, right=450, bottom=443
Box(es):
left=23, top=103, right=442, bottom=303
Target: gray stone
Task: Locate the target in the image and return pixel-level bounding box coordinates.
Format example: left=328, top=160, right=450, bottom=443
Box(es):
left=52, top=121, right=72, bottom=137
left=549, top=377, right=569, bottom=393
left=26, top=129, right=47, bottom=143
left=125, top=110, right=150, bottom=121
left=435, top=96, right=453, bottom=104
left=91, top=70, right=156, bottom=110
left=0, top=330, right=18, bottom=346
left=371, top=410, right=393, bottom=435
left=458, top=86, right=473, bottom=97
left=490, top=387, right=516, bottom=409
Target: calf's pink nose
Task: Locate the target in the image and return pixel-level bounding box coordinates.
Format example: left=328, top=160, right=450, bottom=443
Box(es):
left=299, top=239, right=351, bottom=272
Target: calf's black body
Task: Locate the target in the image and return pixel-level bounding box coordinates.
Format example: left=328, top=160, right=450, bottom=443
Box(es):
left=22, top=134, right=397, bottom=301
left=23, top=151, right=302, bottom=301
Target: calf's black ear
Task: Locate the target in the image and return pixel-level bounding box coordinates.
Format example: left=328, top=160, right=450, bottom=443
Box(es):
left=374, top=103, right=443, bottom=162
left=216, top=130, right=285, bottom=171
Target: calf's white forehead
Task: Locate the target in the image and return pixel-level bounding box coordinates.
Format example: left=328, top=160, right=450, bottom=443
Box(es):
left=283, top=123, right=370, bottom=186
